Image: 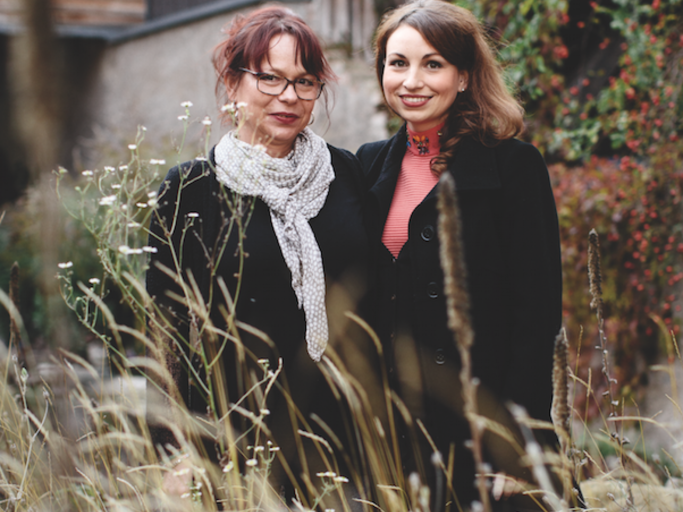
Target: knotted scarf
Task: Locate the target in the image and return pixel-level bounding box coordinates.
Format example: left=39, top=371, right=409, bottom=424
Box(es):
left=213, top=128, right=334, bottom=361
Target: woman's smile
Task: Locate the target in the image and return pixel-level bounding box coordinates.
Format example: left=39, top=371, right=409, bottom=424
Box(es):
left=400, top=95, right=432, bottom=107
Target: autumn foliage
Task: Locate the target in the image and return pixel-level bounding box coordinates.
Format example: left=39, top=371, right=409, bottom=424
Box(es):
left=461, top=0, right=683, bottom=409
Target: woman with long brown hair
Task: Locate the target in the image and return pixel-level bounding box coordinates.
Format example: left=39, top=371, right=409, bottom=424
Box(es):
left=357, top=0, right=563, bottom=509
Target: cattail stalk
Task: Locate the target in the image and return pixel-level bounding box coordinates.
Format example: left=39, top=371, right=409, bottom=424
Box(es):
left=551, top=328, right=572, bottom=502
left=437, top=172, right=489, bottom=512
left=588, top=229, right=633, bottom=504
left=588, top=230, right=617, bottom=418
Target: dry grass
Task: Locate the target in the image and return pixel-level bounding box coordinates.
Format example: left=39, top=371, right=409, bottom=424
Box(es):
left=1, top=118, right=682, bottom=512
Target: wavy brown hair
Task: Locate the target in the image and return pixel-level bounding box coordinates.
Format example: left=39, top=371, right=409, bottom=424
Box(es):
left=374, top=0, right=524, bottom=175
left=213, top=5, right=336, bottom=122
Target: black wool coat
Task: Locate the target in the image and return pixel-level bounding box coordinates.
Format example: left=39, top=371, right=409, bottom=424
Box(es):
left=146, top=144, right=371, bottom=476
left=357, top=128, right=562, bottom=505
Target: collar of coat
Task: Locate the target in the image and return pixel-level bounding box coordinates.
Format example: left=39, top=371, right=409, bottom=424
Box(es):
left=368, top=124, right=502, bottom=225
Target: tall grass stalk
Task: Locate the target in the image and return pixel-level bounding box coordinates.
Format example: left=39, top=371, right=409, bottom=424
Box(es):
left=436, top=172, right=489, bottom=512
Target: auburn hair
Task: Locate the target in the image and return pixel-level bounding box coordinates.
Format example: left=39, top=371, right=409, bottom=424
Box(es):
left=213, top=5, right=336, bottom=120
left=374, top=0, right=524, bottom=175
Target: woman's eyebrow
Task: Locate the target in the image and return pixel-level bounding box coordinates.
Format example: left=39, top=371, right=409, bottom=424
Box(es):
left=261, top=66, right=315, bottom=78
left=386, top=51, right=442, bottom=60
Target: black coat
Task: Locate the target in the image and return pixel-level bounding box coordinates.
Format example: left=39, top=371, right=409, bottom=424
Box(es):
left=357, top=128, right=562, bottom=506
left=146, top=144, right=371, bottom=480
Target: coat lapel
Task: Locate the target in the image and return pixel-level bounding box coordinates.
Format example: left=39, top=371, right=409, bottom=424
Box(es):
left=368, top=127, right=504, bottom=228
left=368, top=128, right=409, bottom=233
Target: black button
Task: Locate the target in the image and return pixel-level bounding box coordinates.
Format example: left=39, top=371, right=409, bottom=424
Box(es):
left=421, top=225, right=435, bottom=241
left=427, top=282, right=439, bottom=298
left=435, top=349, right=446, bottom=364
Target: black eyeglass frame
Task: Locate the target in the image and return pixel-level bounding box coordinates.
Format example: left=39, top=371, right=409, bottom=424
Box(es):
left=239, top=68, right=324, bottom=101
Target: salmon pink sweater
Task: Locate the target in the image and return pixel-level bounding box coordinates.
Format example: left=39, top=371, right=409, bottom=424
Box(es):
left=382, top=124, right=442, bottom=257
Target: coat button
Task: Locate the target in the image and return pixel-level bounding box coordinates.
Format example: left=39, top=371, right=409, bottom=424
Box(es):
left=421, top=225, right=435, bottom=241
left=435, top=349, right=446, bottom=364
left=427, top=282, right=439, bottom=298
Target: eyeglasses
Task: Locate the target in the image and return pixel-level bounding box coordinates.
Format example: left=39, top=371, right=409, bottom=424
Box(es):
left=239, top=68, right=324, bottom=101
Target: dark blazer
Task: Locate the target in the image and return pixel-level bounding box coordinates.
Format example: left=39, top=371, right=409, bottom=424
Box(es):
left=357, top=127, right=562, bottom=506
left=146, top=144, right=371, bottom=480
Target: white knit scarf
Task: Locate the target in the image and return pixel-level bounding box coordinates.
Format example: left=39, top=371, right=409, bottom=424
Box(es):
left=213, top=128, right=334, bottom=361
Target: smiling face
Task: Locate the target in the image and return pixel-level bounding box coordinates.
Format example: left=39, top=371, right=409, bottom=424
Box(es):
left=382, top=25, right=467, bottom=132
left=228, top=33, right=317, bottom=157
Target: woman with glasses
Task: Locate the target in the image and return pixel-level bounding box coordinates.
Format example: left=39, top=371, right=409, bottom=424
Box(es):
left=357, top=0, right=564, bottom=510
left=146, top=6, right=371, bottom=505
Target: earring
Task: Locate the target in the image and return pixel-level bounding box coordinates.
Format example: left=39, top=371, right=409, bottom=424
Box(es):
left=460, top=88, right=465, bottom=92
left=308, top=113, right=315, bottom=126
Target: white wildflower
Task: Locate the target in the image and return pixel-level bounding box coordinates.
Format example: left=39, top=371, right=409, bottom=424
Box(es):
left=187, top=212, right=199, bottom=218
left=253, top=446, right=265, bottom=453
left=147, top=191, right=157, bottom=198
left=104, top=166, right=115, bottom=172
left=334, top=476, right=349, bottom=483
left=58, top=261, right=73, bottom=269
left=142, top=246, right=158, bottom=253
left=127, top=222, right=141, bottom=228
left=236, top=102, right=248, bottom=109
left=89, top=278, right=100, bottom=285
left=269, top=446, right=280, bottom=452
left=221, top=102, right=235, bottom=113
left=81, top=170, right=93, bottom=177
left=196, top=156, right=208, bottom=162
left=130, top=248, right=143, bottom=255
left=118, top=165, right=128, bottom=171
left=147, top=198, right=157, bottom=207
left=245, top=459, right=258, bottom=467
left=202, top=116, right=212, bottom=126
left=149, top=159, right=166, bottom=165
left=259, top=408, right=270, bottom=416
left=181, top=101, right=193, bottom=108
left=222, top=461, right=234, bottom=473
left=316, top=471, right=336, bottom=478
left=178, top=115, right=188, bottom=121
left=121, top=204, right=128, bottom=210
left=58, top=166, right=68, bottom=174
left=136, top=202, right=148, bottom=208
left=111, top=184, right=121, bottom=189
left=119, top=245, right=132, bottom=254
left=99, top=195, right=117, bottom=206
left=128, top=144, right=137, bottom=150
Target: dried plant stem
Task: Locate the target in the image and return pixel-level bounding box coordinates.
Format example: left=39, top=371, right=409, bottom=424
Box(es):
left=9, top=263, right=25, bottom=366
left=551, top=329, right=576, bottom=503
left=437, top=172, right=490, bottom=512
left=588, top=229, right=618, bottom=419
left=588, top=229, right=634, bottom=507
left=509, top=404, right=567, bottom=511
